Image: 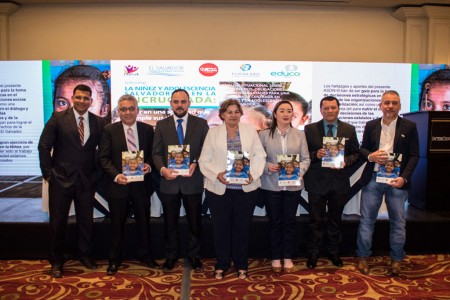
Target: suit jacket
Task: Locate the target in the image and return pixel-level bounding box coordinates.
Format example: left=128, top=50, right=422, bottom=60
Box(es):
left=304, top=119, right=360, bottom=195
left=198, top=123, right=266, bottom=195
left=152, top=114, right=209, bottom=195
left=359, top=116, right=419, bottom=190
left=38, top=107, right=105, bottom=189
left=98, top=121, right=154, bottom=198
left=259, top=127, right=310, bottom=191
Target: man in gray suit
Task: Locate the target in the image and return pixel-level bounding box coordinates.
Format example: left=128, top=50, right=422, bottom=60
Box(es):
left=152, top=89, right=209, bottom=271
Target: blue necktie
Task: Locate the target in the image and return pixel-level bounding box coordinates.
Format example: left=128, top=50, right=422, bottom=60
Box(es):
left=177, top=119, right=184, bottom=144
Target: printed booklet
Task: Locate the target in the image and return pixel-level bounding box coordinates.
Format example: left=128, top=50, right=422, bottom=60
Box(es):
left=167, top=144, right=190, bottom=176
left=376, top=153, right=402, bottom=184
left=226, top=150, right=250, bottom=184
left=277, top=154, right=301, bottom=187
left=122, top=150, right=144, bottom=182
left=321, top=137, right=345, bottom=169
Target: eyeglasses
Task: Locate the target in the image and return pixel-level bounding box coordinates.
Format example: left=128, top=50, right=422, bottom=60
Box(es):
left=119, top=106, right=137, bottom=112
left=73, top=95, right=92, bottom=102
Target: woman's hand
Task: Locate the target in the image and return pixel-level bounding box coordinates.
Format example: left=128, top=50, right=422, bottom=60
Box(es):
left=217, top=171, right=228, bottom=185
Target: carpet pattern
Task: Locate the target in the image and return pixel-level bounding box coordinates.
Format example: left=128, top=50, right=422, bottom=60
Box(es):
left=190, top=255, right=450, bottom=300
left=1, top=255, right=450, bottom=299
left=0, top=259, right=182, bottom=299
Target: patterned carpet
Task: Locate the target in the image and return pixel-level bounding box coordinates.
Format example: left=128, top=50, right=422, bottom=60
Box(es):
left=1, top=255, right=450, bottom=299
left=0, top=259, right=183, bottom=299
left=190, top=255, right=450, bottom=300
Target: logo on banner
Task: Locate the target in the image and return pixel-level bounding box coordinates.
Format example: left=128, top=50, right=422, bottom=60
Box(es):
left=240, top=64, right=252, bottom=71
left=199, top=63, right=219, bottom=76
left=232, top=63, right=260, bottom=78
left=148, top=65, right=184, bottom=76
left=270, top=64, right=301, bottom=77
left=124, top=65, right=139, bottom=76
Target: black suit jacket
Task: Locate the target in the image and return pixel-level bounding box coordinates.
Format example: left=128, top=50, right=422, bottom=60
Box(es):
left=359, top=117, right=419, bottom=190
left=38, top=107, right=105, bottom=189
left=304, top=119, right=361, bottom=195
left=152, top=114, right=209, bottom=195
left=98, top=121, right=154, bottom=198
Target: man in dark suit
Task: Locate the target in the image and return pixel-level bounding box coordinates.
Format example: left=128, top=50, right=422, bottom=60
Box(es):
left=304, top=96, right=360, bottom=269
left=38, top=84, right=106, bottom=278
left=356, top=90, right=419, bottom=276
left=98, top=94, right=159, bottom=275
left=152, top=88, right=209, bottom=271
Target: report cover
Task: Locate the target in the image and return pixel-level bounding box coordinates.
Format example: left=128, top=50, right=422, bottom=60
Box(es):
left=321, top=137, right=345, bottom=169
left=376, top=153, right=402, bottom=184
left=226, top=150, right=250, bottom=184
left=167, top=144, right=190, bottom=176
left=122, top=150, right=144, bottom=182
left=277, top=154, right=301, bottom=186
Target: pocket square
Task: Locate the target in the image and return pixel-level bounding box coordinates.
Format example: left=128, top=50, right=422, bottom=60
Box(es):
left=401, top=134, right=405, bottom=138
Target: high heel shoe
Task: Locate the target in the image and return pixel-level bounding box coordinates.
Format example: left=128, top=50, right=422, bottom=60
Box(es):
left=237, top=270, right=247, bottom=279
left=214, top=269, right=225, bottom=280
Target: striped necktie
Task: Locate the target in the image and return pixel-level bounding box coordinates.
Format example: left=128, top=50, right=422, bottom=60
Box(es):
left=127, top=127, right=137, bottom=151
left=78, top=116, right=84, bottom=146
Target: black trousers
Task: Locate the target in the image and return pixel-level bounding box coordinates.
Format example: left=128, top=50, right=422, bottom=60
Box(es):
left=263, top=189, right=300, bottom=260
left=108, top=184, right=152, bottom=264
left=307, top=191, right=349, bottom=257
left=48, top=179, right=94, bottom=266
left=207, top=188, right=258, bottom=271
left=160, top=191, right=202, bottom=259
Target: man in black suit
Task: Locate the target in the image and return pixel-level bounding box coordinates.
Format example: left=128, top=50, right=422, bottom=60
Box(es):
left=304, top=96, right=360, bottom=269
left=356, top=90, right=419, bottom=276
left=38, top=84, right=106, bottom=278
left=99, top=94, right=159, bottom=275
left=152, top=88, right=209, bottom=271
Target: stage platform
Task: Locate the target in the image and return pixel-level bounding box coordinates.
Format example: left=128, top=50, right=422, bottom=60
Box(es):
left=1, top=175, right=450, bottom=260
left=1, top=197, right=450, bottom=260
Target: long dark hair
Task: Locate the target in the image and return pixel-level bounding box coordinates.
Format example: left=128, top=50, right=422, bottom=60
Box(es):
left=269, top=100, right=293, bottom=138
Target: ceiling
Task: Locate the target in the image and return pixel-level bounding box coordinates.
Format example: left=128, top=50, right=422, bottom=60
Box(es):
left=4, top=0, right=450, bottom=9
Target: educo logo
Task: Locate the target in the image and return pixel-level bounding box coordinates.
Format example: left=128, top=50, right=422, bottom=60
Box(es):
left=199, top=63, right=219, bottom=76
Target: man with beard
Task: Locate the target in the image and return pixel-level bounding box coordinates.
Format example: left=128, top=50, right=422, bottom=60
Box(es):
left=152, top=89, right=209, bottom=271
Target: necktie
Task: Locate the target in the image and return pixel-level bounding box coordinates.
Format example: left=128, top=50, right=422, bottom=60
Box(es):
left=177, top=119, right=184, bottom=144
left=78, top=116, right=84, bottom=146
left=127, top=127, right=137, bottom=151
left=327, top=124, right=334, bottom=137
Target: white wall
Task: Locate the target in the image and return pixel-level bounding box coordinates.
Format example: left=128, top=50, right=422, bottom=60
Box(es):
left=8, top=4, right=404, bottom=62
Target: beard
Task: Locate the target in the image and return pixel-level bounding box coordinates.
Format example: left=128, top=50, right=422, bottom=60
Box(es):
left=173, top=109, right=188, bottom=118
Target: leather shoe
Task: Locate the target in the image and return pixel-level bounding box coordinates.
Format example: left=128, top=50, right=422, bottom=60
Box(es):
left=80, top=257, right=98, bottom=270
left=357, top=258, right=369, bottom=275
left=306, top=254, right=318, bottom=269
left=328, top=255, right=343, bottom=267
left=50, top=265, right=63, bottom=278
left=163, top=258, right=177, bottom=271
left=140, top=259, right=160, bottom=269
left=106, top=264, right=119, bottom=275
left=391, top=260, right=402, bottom=276
left=189, top=257, right=202, bottom=271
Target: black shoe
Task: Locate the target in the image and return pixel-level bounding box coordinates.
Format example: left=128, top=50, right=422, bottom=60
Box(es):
left=328, top=255, right=343, bottom=267
left=189, top=257, right=202, bottom=271
left=163, top=258, right=177, bottom=271
left=50, top=265, right=63, bottom=278
left=80, top=257, right=98, bottom=270
left=106, top=264, right=119, bottom=275
left=307, top=254, right=318, bottom=269
left=140, top=258, right=160, bottom=269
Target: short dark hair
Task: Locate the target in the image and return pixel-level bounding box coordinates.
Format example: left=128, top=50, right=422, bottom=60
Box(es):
left=320, top=96, right=340, bottom=108
left=73, top=84, right=92, bottom=97
left=171, top=88, right=190, bottom=99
